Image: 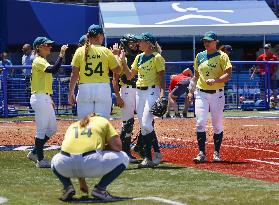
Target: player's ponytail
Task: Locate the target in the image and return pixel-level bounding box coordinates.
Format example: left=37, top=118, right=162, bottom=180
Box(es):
left=84, top=33, right=91, bottom=63
left=80, top=112, right=95, bottom=128
left=152, top=42, right=162, bottom=54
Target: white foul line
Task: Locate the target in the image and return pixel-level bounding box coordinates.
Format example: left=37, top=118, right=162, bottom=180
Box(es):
left=207, top=143, right=279, bottom=154
left=133, top=196, right=187, bottom=205
left=247, top=159, right=279, bottom=166
left=0, top=197, right=8, bottom=204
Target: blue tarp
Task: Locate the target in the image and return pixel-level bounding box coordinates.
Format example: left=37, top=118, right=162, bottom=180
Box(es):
left=100, top=1, right=279, bottom=38
left=4, top=0, right=99, bottom=45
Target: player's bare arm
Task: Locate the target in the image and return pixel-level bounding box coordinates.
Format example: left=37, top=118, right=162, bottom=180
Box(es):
left=119, top=50, right=137, bottom=80
left=78, top=178, right=89, bottom=194
left=158, top=70, right=166, bottom=98
left=112, top=73, right=124, bottom=108
left=110, top=43, right=121, bottom=56
left=187, top=71, right=199, bottom=101
left=106, top=135, right=122, bottom=152
left=68, top=66, right=79, bottom=105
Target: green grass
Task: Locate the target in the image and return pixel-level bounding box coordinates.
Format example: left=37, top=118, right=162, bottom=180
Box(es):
left=0, top=151, right=278, bottom=205
left=0, top=107, right=278, bottom=122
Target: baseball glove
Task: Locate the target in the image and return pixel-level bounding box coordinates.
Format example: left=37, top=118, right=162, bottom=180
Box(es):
left=150, top=97, right=168, bottom=117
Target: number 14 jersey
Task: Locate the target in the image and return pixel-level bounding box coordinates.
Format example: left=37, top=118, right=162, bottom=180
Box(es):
left=71, top=45, right=118, bottom=84
left=61, top=116, right=118, bottom=154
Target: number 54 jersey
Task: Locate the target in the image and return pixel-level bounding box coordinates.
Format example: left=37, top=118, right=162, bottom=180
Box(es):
left=71, top=45, right=119, bottom=84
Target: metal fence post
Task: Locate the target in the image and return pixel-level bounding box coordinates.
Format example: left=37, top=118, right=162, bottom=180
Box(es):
left=2, top=67, right=8, bottom=117
left=266, top=63, right=271, bottom=110
left=264, top=63, right=270, bottom=110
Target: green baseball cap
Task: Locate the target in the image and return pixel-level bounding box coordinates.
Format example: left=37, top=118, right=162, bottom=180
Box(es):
left=135, top=32, right=156, bottom=45
left=79, top=34, right=86, bottom=45
left=88, top=24, right=104, bottom=35
left=33, top=37, right=54, bottom=48
left=202, top=31, right=217, bottom=41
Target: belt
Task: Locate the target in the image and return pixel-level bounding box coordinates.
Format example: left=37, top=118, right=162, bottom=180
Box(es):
left=32, top=92, right=51, bottom=95
left=137, top=85, right=156, bottom=90
left=60, top=150, right=96, bottom=157
left=199, top=88, right=223, bottom=94
left=125, top=85, right=136, bottom=88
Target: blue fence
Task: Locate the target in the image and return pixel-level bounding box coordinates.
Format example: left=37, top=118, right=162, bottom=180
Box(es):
left=0, top=61, right=278, bottom=117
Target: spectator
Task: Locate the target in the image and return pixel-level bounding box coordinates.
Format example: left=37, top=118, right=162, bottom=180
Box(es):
left=0, top=52, right=13, bottom=76
left=0, top=52, right=13, bottom=66
left=255, top=43, right=278, bottom=105
left=166, top=68, right=193, bottom=118
left=22, top=44, right=35, bottom=75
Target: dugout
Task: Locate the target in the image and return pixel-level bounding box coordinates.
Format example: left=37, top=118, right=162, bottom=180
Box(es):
left=99, top=0, right=279, bottom=61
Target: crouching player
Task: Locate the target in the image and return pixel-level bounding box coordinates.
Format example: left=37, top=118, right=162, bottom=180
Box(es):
left=51, top=113, right=129, bottom=201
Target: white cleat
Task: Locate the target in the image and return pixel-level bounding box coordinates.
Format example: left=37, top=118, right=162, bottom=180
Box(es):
left=138, top=158, right=155, bottom=168
left=193, top=151, right=207, bottom=163
left=36, top=159, right=51, bottom=168
left=213, top=151, right=221, bottom=162
left=27, top=151, right=38, bottom=163
left=92, top=186, right=119, bottom=201
left=60, top=185, right=76, bottom=201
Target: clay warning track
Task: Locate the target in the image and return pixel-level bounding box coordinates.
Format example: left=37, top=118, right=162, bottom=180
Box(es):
left=0, top=117, right=278, bottom=182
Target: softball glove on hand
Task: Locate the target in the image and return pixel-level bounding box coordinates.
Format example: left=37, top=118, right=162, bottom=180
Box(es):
left=150, top=97, right=168, bottom=117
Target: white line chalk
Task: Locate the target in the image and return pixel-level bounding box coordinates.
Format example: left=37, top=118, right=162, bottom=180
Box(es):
left=133, top=196, right=186, bottom=205
left=247, top=159, right=279, bottom=166
left=0, top=197, right=8, bottom=204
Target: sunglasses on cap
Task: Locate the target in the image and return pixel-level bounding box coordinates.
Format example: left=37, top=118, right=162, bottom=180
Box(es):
left=42, top=44, right=52, bottom=47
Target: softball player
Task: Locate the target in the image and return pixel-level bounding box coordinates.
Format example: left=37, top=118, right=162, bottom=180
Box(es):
left=78, top=34, right=86, bottom=47
left=68, top=24, right=120, bottom=119
left=188, top=31, right=232, bottom=163
left=112, top=34, right=140, bottom=163
left=51, top=113, right=129, bottom=201
left=121, top=32, right=166, bottom=168
left=27, top=37, right=68, bottom=168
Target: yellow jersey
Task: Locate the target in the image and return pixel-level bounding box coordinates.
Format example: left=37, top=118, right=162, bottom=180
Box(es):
left=61, top=116, right=118, bottom=154
left=131, top=52, right=165, bottom=87
left=31, top=56, right=53, bottom=94
left=194, top=50, right=232, bottom=90
left=118, top=61, right=137, bottom=87
left=71, top=45, right=119, bottom=84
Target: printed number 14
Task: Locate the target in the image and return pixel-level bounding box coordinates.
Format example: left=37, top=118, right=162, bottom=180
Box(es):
left=73, top=126, right=92, bottom=138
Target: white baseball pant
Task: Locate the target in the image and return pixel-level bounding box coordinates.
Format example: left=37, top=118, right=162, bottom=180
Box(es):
left=120, top=86, right=136, bottom=121
left=30, top=93, right=57, bottom=139
left=195, top=89, right=225, bottom=134
left=76, top=83, right=112, bottom=119
left=136, top=86, right=160, bottom=136
left=51, top=150, right=129, bottom=178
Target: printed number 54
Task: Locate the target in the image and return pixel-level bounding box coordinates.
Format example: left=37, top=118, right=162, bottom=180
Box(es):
left=85, top=62, right=104, bottom=76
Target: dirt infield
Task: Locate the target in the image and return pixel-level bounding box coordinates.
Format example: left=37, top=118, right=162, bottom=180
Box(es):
left=0, top=117, right=278, bottom=183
